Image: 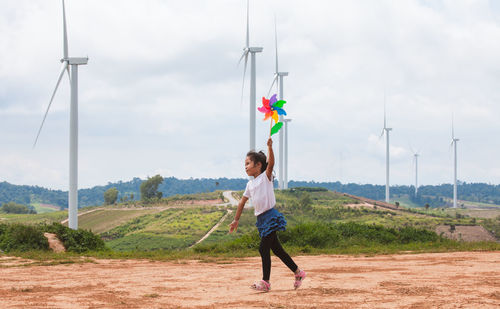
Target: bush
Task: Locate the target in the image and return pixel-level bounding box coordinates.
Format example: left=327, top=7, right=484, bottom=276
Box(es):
left=0, top=223, right=106, bottom=253
left=279, top=222, right=340, bottom=248
left=0, top=223, right=49, bottom=252
left=194, top=222, right=443, bottom=253
left=279, top=222, right=440, bottom=248
left=45, top=223, right=106, bottom=253
left=397, top=226, right=439, bottom=243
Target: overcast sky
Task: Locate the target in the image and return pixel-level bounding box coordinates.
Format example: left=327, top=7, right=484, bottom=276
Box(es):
left=1, top=0, right=500, bottom=190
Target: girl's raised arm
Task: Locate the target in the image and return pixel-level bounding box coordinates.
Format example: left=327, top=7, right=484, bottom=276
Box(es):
left=266, top=137, right=274, bottom=181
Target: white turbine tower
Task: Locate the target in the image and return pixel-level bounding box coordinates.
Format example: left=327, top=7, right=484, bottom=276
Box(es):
left=34, top=0, right=88, bottom=230
left=451, top=117, right=459, bottom=208
left=412, top=151, right=419, bottom=196
left=283, top=118, right=292, bottom=189
left=267, top=16, right=288, bottom=189
left=239, top=0, right=262, bottom=151
left=380, top=100, right=392, bottom=203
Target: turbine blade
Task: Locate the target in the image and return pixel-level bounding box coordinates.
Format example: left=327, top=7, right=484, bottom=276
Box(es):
left=245, top=0, right=249, bottom=48
left=267, top=75, right=278, bottom=97
left=451, top=113, right=455, bottom=139
left=240, top=52, right=249, bottom=103
left=33, top=62, right=68, bottom=148
left=66, top=65, right=71, bottom=84
left=274, top=14, right=278, bottom=74
left=62, top=0, right=68, bottom=59
left=383, top=92, right=387, bottom=129
left=237, top=50, right=247, bottom=65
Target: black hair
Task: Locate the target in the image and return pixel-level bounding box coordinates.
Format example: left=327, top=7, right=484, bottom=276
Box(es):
left=246, top=150, right=268, bottom=173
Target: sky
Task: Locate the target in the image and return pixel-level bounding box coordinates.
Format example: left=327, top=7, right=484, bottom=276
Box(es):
left=2, top=0, right=500, bottom=190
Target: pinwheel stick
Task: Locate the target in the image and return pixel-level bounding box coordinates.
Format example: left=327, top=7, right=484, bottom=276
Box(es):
left=269, top=118, right=274, bottom=137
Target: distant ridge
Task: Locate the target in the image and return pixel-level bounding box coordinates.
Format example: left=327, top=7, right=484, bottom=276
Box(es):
left=1, top=178, right=500, bottom=208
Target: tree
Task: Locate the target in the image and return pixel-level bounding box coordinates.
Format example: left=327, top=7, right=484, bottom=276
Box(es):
left=103, top=188, right=119, bottom=205
left=0, top=202, right=36, bottom=214
left=140, top=175, right=164, bottom=202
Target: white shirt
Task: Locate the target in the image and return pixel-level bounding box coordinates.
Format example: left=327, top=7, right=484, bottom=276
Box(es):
left=243, top=172, right=276, bottom=216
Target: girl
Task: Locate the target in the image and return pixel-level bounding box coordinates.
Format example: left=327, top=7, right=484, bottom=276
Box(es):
left=229, top=137, right=306, bottom=292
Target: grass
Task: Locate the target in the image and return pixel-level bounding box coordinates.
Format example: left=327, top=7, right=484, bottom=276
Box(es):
left=392, top=195, right=423, bottom=208
left=30, top=203, right=59, bottom=214
left=101, top=206, right=227, bottom=251
left=0, top=211, right=67, bottom=225
left=77, top=208, right=161, bottom=234
left=441, top=198, right=500, bottom=209
left=165, top=191, right=224, bottom=202
left=2, top=239, right=498, bottom=264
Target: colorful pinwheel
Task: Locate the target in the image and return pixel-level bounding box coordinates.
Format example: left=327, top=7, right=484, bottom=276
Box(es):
left=258, top=94, right=287, bottom=136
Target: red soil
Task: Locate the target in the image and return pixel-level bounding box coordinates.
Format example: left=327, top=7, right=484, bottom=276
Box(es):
left=0, top=251, right=499, bottom=308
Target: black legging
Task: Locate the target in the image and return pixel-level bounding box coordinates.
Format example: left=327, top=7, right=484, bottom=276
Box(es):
left=259, top=231, right=298, bottom=281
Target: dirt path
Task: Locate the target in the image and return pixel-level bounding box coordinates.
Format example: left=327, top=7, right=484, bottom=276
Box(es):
left=221, top=190, right=239, bottom=206
left=43, top=233, right=65, bottom=253
left=0, top=251, right=498, bottom=308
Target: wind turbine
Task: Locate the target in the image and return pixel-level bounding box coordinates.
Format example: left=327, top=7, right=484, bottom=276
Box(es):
left=267, top=16, right=288, bottom=189
left=283, top=118, right=292, bottom=189
left=33, top=0, right=88, bottom=230
left=239, top=0, right=263, bottom=151
left=380, top=97, right=392, bottom=203
left=451, top=116, right=459, bottom=208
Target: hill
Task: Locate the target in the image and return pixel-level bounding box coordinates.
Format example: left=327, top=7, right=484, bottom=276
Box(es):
left=2, top=178, right=500, bottom=210
left=3, top=189, right=497, bottom=253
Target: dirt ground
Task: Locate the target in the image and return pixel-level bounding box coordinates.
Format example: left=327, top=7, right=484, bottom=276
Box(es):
left=0, top=251, right=499, bottom=308
left=435, top=225, right=498, bottom=242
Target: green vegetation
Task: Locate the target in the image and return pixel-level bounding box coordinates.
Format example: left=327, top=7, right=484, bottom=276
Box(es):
left=31, top=203, right=59, bottom=214
left=480, top=216, right=500, bottom=239
left=101, top=207, right=226, bottom=251
left=0, top=202, right=36, bottom=214
left=103, top=187, right=119, bottom=205
left=0, top=188, right=498, bottom=262
left=77, top=209, right=160, bottom=234
left=44, top=223, right=106, bottom=253
left=0, top=210, right=68, bottom=225
left=194, top=222, right=443, bottom=254
left=0, top=223, right=49, bottom=252
left=140, top=175, right=164, bottom=202
left=0, top=222, right=104, bottom=253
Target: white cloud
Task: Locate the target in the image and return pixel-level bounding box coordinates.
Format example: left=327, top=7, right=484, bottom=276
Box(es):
left=1, top=0, right=500, bottom=189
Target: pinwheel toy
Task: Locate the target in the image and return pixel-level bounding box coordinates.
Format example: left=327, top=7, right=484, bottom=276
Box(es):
left=258, top=94, right=287, bottom=136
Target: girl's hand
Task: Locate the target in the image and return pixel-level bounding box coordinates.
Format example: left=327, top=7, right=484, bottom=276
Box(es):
left=228, top=220, right=239, bottom=233
left=267, top=137, right=273, bottom=148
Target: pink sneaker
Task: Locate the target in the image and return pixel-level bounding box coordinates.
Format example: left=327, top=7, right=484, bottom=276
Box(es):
left=251, top=280, right=271, bottom=292
left=294, top=270, right=306, bottom=289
